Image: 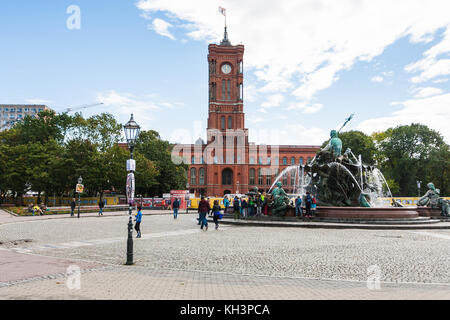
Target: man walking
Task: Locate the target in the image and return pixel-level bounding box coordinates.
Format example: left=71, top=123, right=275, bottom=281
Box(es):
left=173, top=198, right=180, bottom=219
left=198, top=196, right=210, bottom=230
left=98, top=198, right=104, bottom=216
left=70, top=198, right=76, bottom=217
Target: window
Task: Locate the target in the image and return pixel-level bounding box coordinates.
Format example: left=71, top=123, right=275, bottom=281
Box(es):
left=191, top=156, right=195, bottom=164
left=228, top=116, right=232, bottom=129
left=222, top=169, right=233, bottom=185
left=24, top=108, right=28, bottom=112
left=190, top=168, right=197, bottom=185
left=221, top=116, right=225, bottom=130
left=274, top=157, right=279, bottom=165
left=267, top=157, right=271, bottom=165
left=258, top=156, right=262, bottom=165
left=291, top=157, right=295, bottom=165
left=299, top=157, right=304, bottom=165
left=199, top=168, right=205, bottom=185
left=249, top=157, right=255, bottom=164
left=249, top=168, right=255, bottom=185
left=222, top=80, right=226, bottom=100
left=239, top=61, right=243, bottom=73
left=258, top=168, right=263, bottom=185
left=282, top=157, right=287, bottom=165
left=10, top=108, right=15, bottom=112
left=290, top=173, right=295, bottom=186
left=32, top=108, right=37, bottom=113
left=201, top=156, right=204, bottom=164
left=227, top=80, right=231, bottom=100
left=4, top=108, right=8, bottom=112
left=38, top=108, right=43, bottom=112
left=17, top=108, right=22, bottom=112
left=266, top=168, right=272, bottom=185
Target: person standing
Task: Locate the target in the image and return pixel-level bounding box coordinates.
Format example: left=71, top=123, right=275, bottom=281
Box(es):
left=295, top=196, right=303, bottom=218
left=198, top=196, right=210, bottom=230
left=70, top=198, right=76, bottom=217
left=311, top=196, right=317, bottom=217
left=223, top=196, right=229, bottom=214
left=173, top=198, right=180, bottom=219
left=135, top=206, right=142, bottom=238
left=98, top=198, right=104, bottom=216
left=241, top=198, right=248, bottom=218
left=305, top=192, right=312, bottom=218
left=262, top=192, right=268, bottom=215
left=256, top=193, right=263, bottom=216
left=212, top=200, right=222, bottom=230
left=233, top=196, right=240, bottom=220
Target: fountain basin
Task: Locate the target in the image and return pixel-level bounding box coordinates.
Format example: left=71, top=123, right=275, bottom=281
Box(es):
left=315, top=206, right=419, bottom=219
left=416, top=207, right=441, bottom=218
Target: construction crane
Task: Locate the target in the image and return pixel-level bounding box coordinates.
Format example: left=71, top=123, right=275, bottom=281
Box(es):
left=0, top=102, right=105, bottom=131
left=59, top=102, right=104, bottom=113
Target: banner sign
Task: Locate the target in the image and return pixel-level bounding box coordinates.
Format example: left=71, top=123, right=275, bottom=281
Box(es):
left=76, top=184, right=84, bottom=193
left=126, top=159, right=136, bottom=171
left=126, top=173, right=135, bottom=203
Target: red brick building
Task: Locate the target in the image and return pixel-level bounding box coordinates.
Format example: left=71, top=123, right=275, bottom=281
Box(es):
left=177, top=29, right=320, bottom=197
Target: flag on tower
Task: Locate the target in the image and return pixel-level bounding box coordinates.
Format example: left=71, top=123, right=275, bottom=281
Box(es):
left=219, top=6, right=226, bottom=16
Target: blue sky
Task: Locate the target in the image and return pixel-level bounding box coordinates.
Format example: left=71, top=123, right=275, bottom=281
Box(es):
left=1, top=0, right=450, bottom=144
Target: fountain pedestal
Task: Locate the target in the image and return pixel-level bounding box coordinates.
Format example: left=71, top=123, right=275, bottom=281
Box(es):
left=316, top=206, right=419, bottom=219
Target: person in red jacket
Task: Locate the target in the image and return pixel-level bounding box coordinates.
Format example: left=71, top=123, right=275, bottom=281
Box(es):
left=198, top=196, right=210, bottom=231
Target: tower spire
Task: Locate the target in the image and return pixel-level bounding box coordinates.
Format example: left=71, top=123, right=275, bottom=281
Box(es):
left=218, top=6, right=231, bottom=46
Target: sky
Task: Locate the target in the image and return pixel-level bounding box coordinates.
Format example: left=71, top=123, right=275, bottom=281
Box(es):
left=1, top=0, right=450, bottom=145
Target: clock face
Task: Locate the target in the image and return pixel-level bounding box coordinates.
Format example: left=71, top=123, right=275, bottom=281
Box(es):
left=221, top=63, right=231, bottom=74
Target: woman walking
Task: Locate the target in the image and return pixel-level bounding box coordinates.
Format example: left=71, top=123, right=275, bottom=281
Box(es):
left=135, top=206, right=142, bottom=238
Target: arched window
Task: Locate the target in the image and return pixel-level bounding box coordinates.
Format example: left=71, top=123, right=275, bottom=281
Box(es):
left=191, top=156, right=195, bottom=164
left=290, top=172, right=295, bottom=186
left=190, top=168, right=197, bottom=185
left=291, top=157, right=295, bottom=165
left=199, top=168, right=205, bottom=185
left=282, top=157, right=287, bottom=165
left=299, top=157, right=303, bottom=165
left=258, top=156, right=263, bottom=165
left=222, top=168, right=233, bottom=185
left=221, top=116, right=225, bottom=130
left=228, top=116, right=232, bottom=129
left=266, top=168, right=272, bottom=185
left=258, top=168, right=263, bottom=185
left=222, top=80, right=226, bottom=100
left=282, top=172, right=288, bottom=186
left=249, top=168, right=255, bottom=185
left=249, top=157, right=255, bottom=164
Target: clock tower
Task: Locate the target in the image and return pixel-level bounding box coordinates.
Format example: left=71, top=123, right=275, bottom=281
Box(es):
left=207, top=27, right=247, bottom=140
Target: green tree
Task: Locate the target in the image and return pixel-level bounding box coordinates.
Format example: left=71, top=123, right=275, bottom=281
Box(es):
left=378, top=123, right=448, bottom=196
left=135, top=130, right=187, bottom=196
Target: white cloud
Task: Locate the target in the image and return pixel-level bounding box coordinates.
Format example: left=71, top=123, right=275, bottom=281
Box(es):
left=287, top=102, right=323, bottom=114
left=357, top=93, right=450, bottom=143
left=371, top=76, right=384, bottom=83
left=433, top=78, right=448, bottom=83
left=249, top=124, right=327, bottom=145
left=261, top=94, right=284, bottom=108
left=150, top=18, right=176, bottom=40
left=137, top=0, right=450, bottom=103
left=405, top=27, right=450, bottom=83
left=96, top=90, right=175, bottom=125
left=411, top=87, right=443, bottom=98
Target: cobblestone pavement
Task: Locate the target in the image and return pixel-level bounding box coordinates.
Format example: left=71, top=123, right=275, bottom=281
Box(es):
left=1, top=211, right=449, bottom=299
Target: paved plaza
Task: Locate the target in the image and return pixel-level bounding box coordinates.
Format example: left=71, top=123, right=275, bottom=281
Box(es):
left=0, top=209, right=449, bottom=300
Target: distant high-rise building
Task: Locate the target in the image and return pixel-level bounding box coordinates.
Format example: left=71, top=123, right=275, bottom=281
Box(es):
left=0, top=104, right=51, bottom=131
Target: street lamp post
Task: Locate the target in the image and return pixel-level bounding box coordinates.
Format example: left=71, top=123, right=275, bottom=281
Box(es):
left=77, top=176, right=82, bottom=219
left=417, top=180, right=422, bottom=198
left=124, top=114, right=140, bottom=266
